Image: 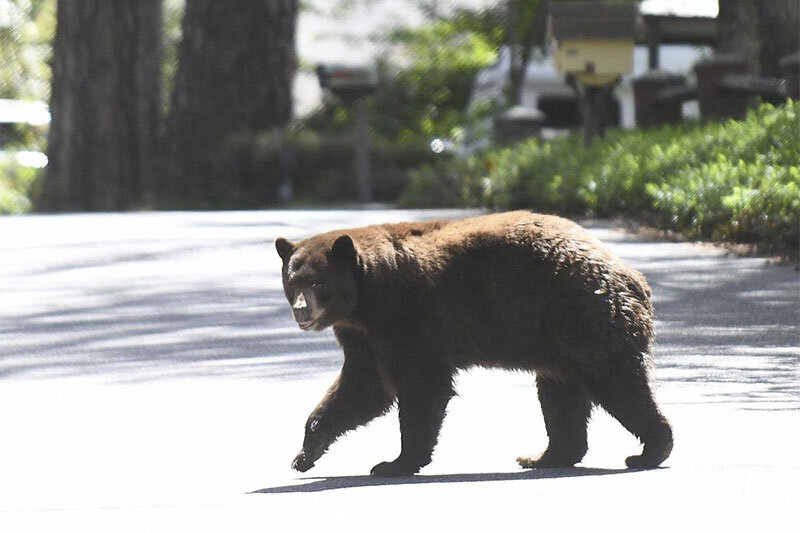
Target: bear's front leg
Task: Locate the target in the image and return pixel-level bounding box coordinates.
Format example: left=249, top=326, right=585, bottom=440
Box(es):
left=292, top=328, right=395, bottom=473
left=291, top=414, right=330, bottom=472
left=371, top=364, right=455, bottom=477
left=293, top=373, right=395, bottom=472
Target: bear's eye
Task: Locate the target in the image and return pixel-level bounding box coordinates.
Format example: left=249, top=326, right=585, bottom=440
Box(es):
left=312, top=281, right=329, bottom=301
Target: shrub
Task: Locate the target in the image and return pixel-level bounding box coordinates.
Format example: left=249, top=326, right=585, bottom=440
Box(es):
left=213, top=129, right=436, bottom=207
left=0, top=158, right=40, bottom=215
left=403, top=101, right=800, bottom=258
left=636, top=103, right=799, bottom=256
left=401, top=154, right=492, bottom=208
left=487, top=134, right=597, bottom=214
left=647, top=156, right=800, bottom=254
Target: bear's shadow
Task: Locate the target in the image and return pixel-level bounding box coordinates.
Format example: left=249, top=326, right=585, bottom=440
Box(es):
left=251, top=467, right=636, bottom=494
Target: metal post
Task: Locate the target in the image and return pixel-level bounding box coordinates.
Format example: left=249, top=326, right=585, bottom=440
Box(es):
left=646, top=18, right=661, bottom=70
left=279, top=129, right=294, bottom=203
left=353, top=98, right=372, bottom=203
left=571, top=76, right=620, bottom=147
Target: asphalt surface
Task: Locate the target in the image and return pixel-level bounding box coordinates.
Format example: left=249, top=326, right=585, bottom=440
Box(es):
left=0, top=209, right=798, bottom=532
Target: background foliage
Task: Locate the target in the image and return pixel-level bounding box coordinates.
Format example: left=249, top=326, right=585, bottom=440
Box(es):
left=2, top=0, right=798, bottom=264
left=222, top=6, right=505, bottom=206
left=0, top=0, right=54, bottom=101
left=0, top=159, right=37, bottom=214
left=403, top=101, right=800, bottom=258
left=0, top=0, right=54, bottom=214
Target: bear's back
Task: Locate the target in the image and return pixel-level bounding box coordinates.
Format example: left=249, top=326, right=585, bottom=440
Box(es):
left=350, top=211, right=653, bottom=369
left=362, top=210, right=613, bottom=273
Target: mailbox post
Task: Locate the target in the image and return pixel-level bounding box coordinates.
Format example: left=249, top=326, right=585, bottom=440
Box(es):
left=317, top=64, right=378, bottom=203
left=548, top=2, right=637, bottom=145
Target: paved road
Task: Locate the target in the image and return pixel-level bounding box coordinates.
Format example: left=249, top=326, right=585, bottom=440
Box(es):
left=0, top=210, right=798, bottom=532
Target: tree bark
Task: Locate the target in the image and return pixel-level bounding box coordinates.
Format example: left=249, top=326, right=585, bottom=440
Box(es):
left=42, top=0, right=162, bottom=212
left=757, top=0, right=800, bottom=78
left=507, top=0, right=523, bottom=105
left=164, top=0, right=298, bottom=205
left=507, top=0, right=546, bottom=106
left=717, top=0, right=761, bottom=74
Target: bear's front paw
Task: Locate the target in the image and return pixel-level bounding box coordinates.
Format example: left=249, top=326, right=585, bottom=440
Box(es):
left=291, top=451, right=316, bottom=472
left=370, top=459, right=419, bottom=477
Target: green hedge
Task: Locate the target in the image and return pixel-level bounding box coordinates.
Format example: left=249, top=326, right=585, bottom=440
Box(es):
left=213, top=129, right=436, bottom=207
left=403, top=101, right=800, bottom=258
left=0, top=158, right=39, bottom=215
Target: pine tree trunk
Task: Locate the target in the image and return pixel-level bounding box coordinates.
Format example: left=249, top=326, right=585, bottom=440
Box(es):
left=42, top=0, right=162, bottom=212
left=757, top=0, right=800, bottom=78
left=164, top=0, right=298, bottom=205
left=506, top=0, right=546, bottom=106
left=507, top=0, right=523, bottom=105
left=717, top=0, right=761, bottom=73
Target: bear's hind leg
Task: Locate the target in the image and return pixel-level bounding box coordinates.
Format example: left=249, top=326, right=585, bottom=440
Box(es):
left=587, top=369, right=673, bottom=469
left=518, top=375, right=591, bottom=469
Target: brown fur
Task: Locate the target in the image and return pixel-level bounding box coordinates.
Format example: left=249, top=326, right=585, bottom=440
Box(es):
left=275, top=211, right=673, bottom=476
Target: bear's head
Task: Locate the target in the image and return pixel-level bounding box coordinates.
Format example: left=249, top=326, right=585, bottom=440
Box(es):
left=275, top=234, right=359, bottom=331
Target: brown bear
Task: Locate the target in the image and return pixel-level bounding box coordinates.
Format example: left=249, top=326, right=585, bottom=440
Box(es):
left=275, top=210, right=673, bottom=477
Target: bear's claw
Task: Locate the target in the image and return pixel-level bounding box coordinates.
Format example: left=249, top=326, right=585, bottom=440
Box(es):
left=291, top=451, right=315, bottom=472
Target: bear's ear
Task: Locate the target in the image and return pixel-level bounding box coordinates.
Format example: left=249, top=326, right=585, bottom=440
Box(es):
left=329, top=234, right=357, bottom=265
left=275, top=237, right=295, bottom=262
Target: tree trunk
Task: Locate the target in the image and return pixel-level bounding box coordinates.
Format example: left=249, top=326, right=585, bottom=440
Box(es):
left=757, top=0, right=800, bottom=78
left=164, top=0, right=298, bottom=205
left=42, top=0, right=162, bottom=212
left=717, top=0, right=761, bottom=74
left=507, top=0, right=546, bottom=106
left=507, top=0, right=523, bottom=105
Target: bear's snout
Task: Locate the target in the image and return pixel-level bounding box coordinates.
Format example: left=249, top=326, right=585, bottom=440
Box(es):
left=292, top=293, right=311, bottom=324
left=291, top=290, right=322, bottom=330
